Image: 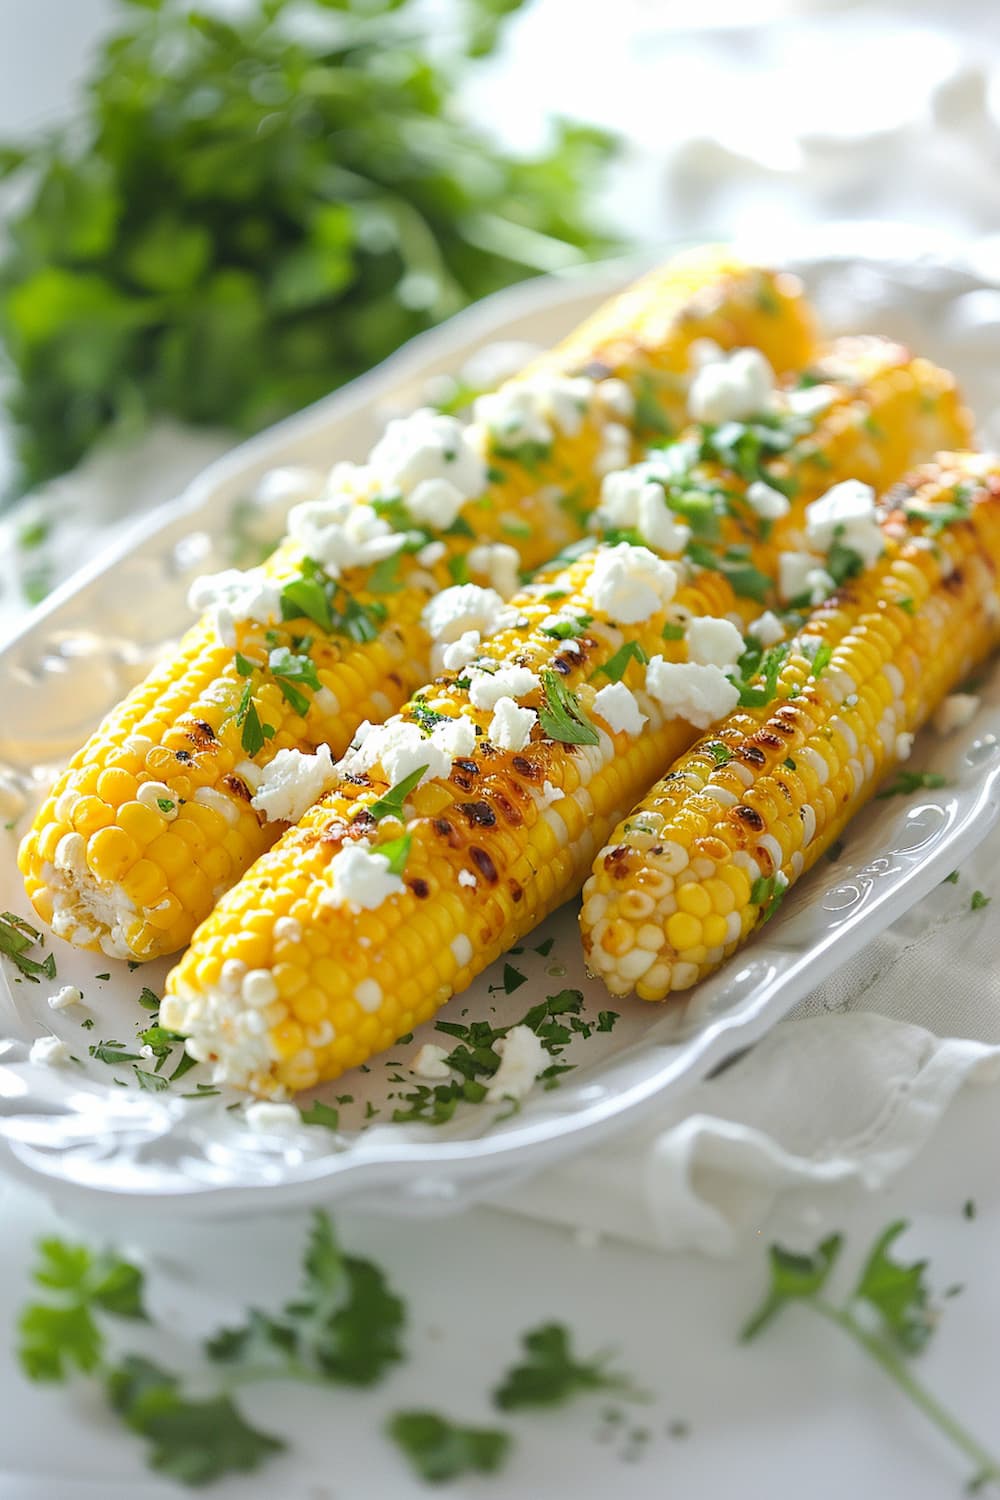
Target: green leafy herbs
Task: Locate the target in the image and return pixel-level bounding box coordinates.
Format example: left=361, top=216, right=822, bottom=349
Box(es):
left=538, top=671, right=599, bottom=746
left=686, top=541, right=772, bottom=604
left=280, top=558, right=387, bottom=645
left=590, top=640, right=648, bottom=684
left=493, top=1323, right=643, bottom=1411
left=729, top=642, right=791, bottom=709
left=705, top=741, right=731, bottom=765
left=235, top=680, right=272, bottom=758
left=742, top=1221, right=999, bottom=1490
left=388, top=1411, right=511, bottom=1484
left=698, top=415, right=801, bottom=495
left=18, top=1239, right=147, bottom=1381
left=876, top=770, right=949, bottom=800
left=803, top=638, right=833, bottom=679
left=298, top=1100, right=341, bottom=1131
left=392, top=988, right=615, bottom=1125
left=0, top=0, right=618, bottom=494
left=368, top=766, right=427, bottom=823
left=749, top=873, right=787, bottom=923
left=970, top=890, right=991, bottom=912
left=632, top=374, right=672, bottom=441
left=207, top=1213, right=405, bottom=1388
left=266, top=646, right=321, bottom=716
left=541, top=612, right=592, bottom=641
left=377, top=833, right=412, bottom=877
left=0, top=910, right=56, bottom=983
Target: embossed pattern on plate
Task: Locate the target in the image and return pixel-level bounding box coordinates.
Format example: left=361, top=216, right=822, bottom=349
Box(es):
left=2, top=226, right=999, bottom=1223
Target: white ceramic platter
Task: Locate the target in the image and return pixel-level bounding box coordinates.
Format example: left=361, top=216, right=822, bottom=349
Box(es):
left=2, top=225, right=1000, bottom=1223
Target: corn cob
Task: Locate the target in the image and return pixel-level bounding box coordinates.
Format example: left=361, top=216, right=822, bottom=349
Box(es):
left=160, top=442, right=976, bottom=1096
left=19, top=250, right=818, bottom=964
left=580, top=454, right=1000, bottom=1001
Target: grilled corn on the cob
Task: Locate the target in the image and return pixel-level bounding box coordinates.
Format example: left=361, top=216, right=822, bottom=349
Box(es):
left=19, top=250, right=818, bottom=963
left=580, top=454, right=1000, bottom=1001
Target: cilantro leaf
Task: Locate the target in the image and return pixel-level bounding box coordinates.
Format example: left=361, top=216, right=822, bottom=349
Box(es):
left=377, top=832, right=412, bottom=876
left=494, top=1322, right=641, bottom=1410
left=18, top=1302, right=103, bottom=1382
left=108, top=1356, right=284, bottom=1486
left=235, top=681, right=268, bottom=758
left=388, top=1410, right=511, bottom=1483
left=590, top=640, right=648, bottom=684
left=268, top=646, right=320, bottom=716
left=207, top=1212, right=405, bottom=1388
left=740, top=1235, right=843, bottom=1342
left=538, top=671, right=598, bottom=745
left=298, top=1100, right=340, bottom=1131
left=876, top=771, right=949, bottom=800
left=730, top=642, right=791, bottom=708
left=369, top=766, right=427, bottom=823
left=851, top=1220, right=935, bottom=1354
left=0, top=912, right=57, bottom=983
left=280, top=565, right=333, bottom=633
left=541, top=613, right=592, bottom=640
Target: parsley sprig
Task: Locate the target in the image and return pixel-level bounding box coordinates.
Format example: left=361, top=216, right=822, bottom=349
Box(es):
left=742, top=1221, right=1000, bottom=1491
left=388, top=1411, right=511, bottom=1483
left=876, top=770, right=949, bottom=800
left=0, top=910, right=56, bottom=983
left=538, top=671, right=598, bottom=746
left=494, top=1322, right=645, bottom=1410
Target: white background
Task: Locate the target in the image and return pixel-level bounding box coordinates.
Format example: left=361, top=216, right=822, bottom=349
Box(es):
left=1, top=4, right=999, bottom=1497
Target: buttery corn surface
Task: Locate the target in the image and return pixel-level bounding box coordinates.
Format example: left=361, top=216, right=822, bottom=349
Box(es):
left=21, top=250, right=816, bottom=962
left=582, top=456, right=1000, bottom=1001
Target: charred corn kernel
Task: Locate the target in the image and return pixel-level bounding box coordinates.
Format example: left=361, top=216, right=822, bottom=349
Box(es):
left=582, top=454, right=1000, bottom=1002
left=21, top=249, right=818, bottom=964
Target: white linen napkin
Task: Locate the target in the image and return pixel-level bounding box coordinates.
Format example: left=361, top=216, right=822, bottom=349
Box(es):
left=496, top=824, right=1000, bottom=1254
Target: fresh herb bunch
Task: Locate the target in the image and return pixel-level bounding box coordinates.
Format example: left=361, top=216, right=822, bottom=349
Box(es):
left=0, top=0, right=619, bottom=492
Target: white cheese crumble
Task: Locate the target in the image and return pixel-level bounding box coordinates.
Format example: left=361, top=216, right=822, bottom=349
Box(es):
left=596, top=420, right=632, bottom=477
left=422, top=584, right=514, bottom=645
left=593, top=681, right=646, bottom=736
left=745, top=479, right=791, bottom=520
left=597, top=466, right=689, bottom=556
left=467, top=542, right=521, bottom=598
left=584, top=543, right=679, bottom=624
left=245, top=1101, right=302, bottom=1134
left=595, top=377, right=635, bottom=420
left=416, top=539, right=447, bottom=568
left=251, top=745, right=338, bottom=824
left=368, top=408, right=487, bottom=529
left=287, top=494, right=405, bottom=578
left=686, top=616, right=744, bottom=670
left=458, top=869, right=477, bottom=888
left=343, top=714, right=476, bottom=787
left=645, top=657, right=741, bottom=729
left=441, top=631, right=482, bottom=673
left=467, top=663, right=540, bottom=711
left=485, top=1025, right=547, bottom=1103
left=319, top=840, right=406, bottom=912
left=47, top=985, right=83, bottom=1011
left=934, top=693, right=980, bottom=734
left=411, top=1043, right=452, bottom=1080
left=30, top=1034, right=72, bottom=1067
left=688, top=337, right=725, bottom=370
left=489, top=697, right=537, bottom=752
left=806, top=479, right=883, bottom=567
left=785, top=383, right=838, bottom=417
left=245, top=465, right=326, bottom=539
left=778, top=551, right=835, bottom=605
left=188, top=567, right=283, bottom=646
left=474, top=373, right=594, bottom=447
left=748, top=610, right=786, bottom=647
left=688, top=347, right=775, bottom=425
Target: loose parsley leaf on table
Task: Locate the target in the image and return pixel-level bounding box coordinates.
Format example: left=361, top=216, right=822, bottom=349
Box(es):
left=388, top=1410, right=511, bottom=1483
left=494, top=1322, right=644, bottom=1411
left=875, top=771, right=949, bottom=800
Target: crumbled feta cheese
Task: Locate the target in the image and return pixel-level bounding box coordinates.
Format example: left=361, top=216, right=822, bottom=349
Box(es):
left=441, top=631, right=482, bottom=673
left=320, top=840, right=406, bottom=911
left=597, top=467, right=689, bottom=556
left=475, top=374, right=595, bottom=447
left=411, top=1043, right=452, bottom=1080
left=468, top=664, right=540, bottom=711
left=489, top=697, right=537, bottom=751
left=467, top=541, right=521, bottom=598
left=48, top=985, right=83, bottom=1011
left=30, top=1034, right=72, bottom=1067
left=368, top=408, right=487, bottom=527
left=458, top=869, right=477, bottom=888
left=585, top=543, right=679, bottom=623
left=688, top=348, right=775, bottom=424
left=645, top=658, right=741, bottom=729
left=596, top=421, right=632, bottom=477
left=595, top=377, right=635, bottom=420
left=688, top=337, right=725, bottom=371
left=934, top=693, right=980, bottom=735
left=485, top=1024, right=547, bottom=1103
left=188, top=567, right=282, bottom=646
left=245, top=1101, right=302, bottom=1134
left=593, top=681, right=646, bottom=736
left=785, top=383, right=837, bottom=418
left=748, top=610, right=786, bottom=647
left=417, top=539, right=447, bottom=568
left=342, top=714, right=476, bottom=786
left=686, top=616, right=744, bottom=670
left=806, top=479, right=883, bottom=566
left=778, top=551, right=835, bottom=605
left=745, top=480, right=791, bottom=520
left=251, top=745, right=338, bottom=824
left=422, top=584, right=513, bottom=645
left=287, top=495, right=405, bottom=578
